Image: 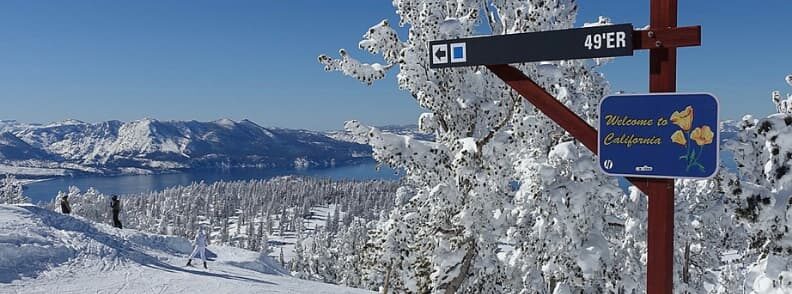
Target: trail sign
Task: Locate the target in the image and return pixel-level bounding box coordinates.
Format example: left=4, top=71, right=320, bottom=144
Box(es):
left=429, top=24, right=633, bottom=68
left=435, top=0, right=701, bottom=291
left=598, top=93, right=719, bottom=179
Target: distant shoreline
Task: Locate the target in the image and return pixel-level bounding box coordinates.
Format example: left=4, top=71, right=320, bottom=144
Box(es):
left=21, top=162, right=401, bottom=203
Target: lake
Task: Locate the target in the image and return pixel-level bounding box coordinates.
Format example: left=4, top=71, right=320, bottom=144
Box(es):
left=23, top=151, right=738, bottom=204
left=24, top=163, right=401, bottom=203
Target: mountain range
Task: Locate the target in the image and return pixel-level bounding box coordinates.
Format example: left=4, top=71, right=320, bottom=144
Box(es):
left=2, top=118, right=733, bottom=179
left=0, top=118, right=389, bottom=178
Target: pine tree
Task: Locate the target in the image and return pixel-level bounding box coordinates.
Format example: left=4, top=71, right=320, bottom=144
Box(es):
left=721, top=90, right=792, bottom=293
left=331, top=204, right=340, bottom=233
left=324, top=212, right=334, bottom=233
left=319, top=1, right=621, bottom=292
left=247, top=219, right=257, bottom=250
left=0, top=175, right=29, bottom=204
left=42, top=175, right=399, bottom=287
left=279, top=247, right=286, bottom=268
left=292, top=236, right=306, bottom=277
left=260, top=229, right=270, bottom=254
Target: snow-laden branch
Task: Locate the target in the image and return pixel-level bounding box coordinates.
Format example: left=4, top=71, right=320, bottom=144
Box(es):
left=719, top=86, right=792, bottom=291
left=344, top=120, right=452, bottom=185
left=317, top=0, right=693, bottom=292
left=318, top=49, right=393, bottom=86
left=771, top=74, right=792, bottom=114
left=358, top=19, right=404, bottom=65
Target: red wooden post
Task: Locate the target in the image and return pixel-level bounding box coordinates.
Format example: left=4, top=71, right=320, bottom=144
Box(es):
left=485, top=1, right=699, bottom=292
left=646, top=0, right=677, bottom=292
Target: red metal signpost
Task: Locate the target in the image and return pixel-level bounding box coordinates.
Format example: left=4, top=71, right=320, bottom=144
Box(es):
left=486, top=0, right=699, bottom=292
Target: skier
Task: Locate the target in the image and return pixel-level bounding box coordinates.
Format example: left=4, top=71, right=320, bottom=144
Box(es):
left=60, top=194, right=71, bottom=214
left=186, top=227, right=209, bottom=269
left=110, top=195, right=122, bottom=229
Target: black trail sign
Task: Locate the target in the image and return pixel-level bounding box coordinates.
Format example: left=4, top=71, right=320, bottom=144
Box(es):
left=429, top=24, right=633, bottom=68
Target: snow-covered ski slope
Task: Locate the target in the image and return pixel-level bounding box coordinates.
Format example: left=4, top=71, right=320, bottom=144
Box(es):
left=0, top=204, right=371, bottom=293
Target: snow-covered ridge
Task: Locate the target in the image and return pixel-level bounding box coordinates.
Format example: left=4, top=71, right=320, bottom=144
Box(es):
left=327, top=124, right=434, bottom=144
left=0, top=204, right=371, bottom=293
left=0, top=118, right=374, bottom=178
left=720, top=119, right=740, bottom=142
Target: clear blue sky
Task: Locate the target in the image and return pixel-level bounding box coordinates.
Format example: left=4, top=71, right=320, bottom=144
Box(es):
left=0, top=1, right=788, bottom=130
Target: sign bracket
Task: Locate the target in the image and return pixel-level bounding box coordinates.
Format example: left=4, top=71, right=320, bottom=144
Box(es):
left=633, top=26, right=701, bottom=49
left=487, top=3, right=696, bottom=292
left=486, top=64, right=657, bottom=195
left=440, top=0, right=700, bottom=292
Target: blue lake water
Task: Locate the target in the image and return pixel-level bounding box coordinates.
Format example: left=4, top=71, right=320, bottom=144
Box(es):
left=24, top=163, right=401, bottom=203
left=23, top=151, right=738, bottom=204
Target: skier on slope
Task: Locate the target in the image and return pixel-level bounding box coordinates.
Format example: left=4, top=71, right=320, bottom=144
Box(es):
left=110, top=195, right=122, bottom=229
left=60, top=194, right=71, bottom=214
left=186, top=227, right=209, bottom=269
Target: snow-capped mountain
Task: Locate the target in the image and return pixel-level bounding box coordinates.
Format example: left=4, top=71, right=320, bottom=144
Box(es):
left=327, top=124, right=434, bottom=144
left=0, top=119, right=373, bottom=177
left=720, top=119, right=740, bottom=142
left=0, top=132, right=55, bottom=161
left=0, top=120, right=38, bottom=134
left=14, top=119, right=123, bottom=163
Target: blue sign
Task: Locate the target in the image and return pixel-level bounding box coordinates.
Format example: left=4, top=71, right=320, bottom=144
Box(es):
left=598, top=93, right=719, bottom=179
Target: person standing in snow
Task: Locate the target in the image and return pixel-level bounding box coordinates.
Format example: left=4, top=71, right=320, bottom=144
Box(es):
left=60, top=195, right=71, bottom=214
left=110, top=195, right=122, bottom=229
left=186, top=227, right=209, bottom=268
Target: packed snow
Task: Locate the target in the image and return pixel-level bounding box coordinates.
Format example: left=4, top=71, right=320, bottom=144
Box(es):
left=0, top=204, right=371, bottom=293
left=0, top=0, right=790, bottom=292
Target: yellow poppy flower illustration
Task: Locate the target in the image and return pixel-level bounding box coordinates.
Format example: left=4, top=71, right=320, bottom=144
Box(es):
left=670, top=106, right=710, bottom=172
left=671, top=130, right=687, bottom=146
left=690, top=125, right=714, bottom=146
left=670, top=106, right=694, bottom=131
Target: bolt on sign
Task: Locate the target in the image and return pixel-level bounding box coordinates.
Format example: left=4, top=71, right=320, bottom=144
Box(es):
left=598, top=93, right=719, bottom=179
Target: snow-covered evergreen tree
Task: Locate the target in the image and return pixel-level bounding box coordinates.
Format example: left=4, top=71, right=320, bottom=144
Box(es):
left=770, top=74, right=792, bottom=114
left=611, top=186, right=648, bottom=293
left=0, top=175, right=29, bottom=204
left=51, top=187, right=112, bottom=223
left=292, top=235, right=308, bottom=278
left=279, top=247, right=286, bottom=268
left=259, top=227, right=270, bottom=254
left=335, top=219, right=367, bottom=288
left=320, top=1, right=632, bottom=292
left=46, top=176, right=398, bottom=287
left=722, top=81, right=792, bottom=292
left=672, top=174, right=743, bottom=293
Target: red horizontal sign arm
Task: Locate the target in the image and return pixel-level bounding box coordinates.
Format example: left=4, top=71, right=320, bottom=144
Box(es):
left=633, top=26, right=701, bottom=50
left=486, top=64, right=598, bottom=152
left=486, top=64, right=652, bottom=193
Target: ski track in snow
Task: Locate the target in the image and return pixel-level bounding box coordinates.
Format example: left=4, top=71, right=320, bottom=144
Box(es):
left=0, top=204, right=371, bottom=294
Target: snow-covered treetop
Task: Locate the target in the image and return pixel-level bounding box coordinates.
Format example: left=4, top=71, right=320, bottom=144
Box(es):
left=319, top=1, right=621, bottom=292
left=771, top=73, right=792, bottom=114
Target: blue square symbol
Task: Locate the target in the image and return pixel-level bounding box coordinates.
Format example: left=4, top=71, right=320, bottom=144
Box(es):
left=450, top=43, right=466, bottom=63
left=453, top=46, right=464, bottom=59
